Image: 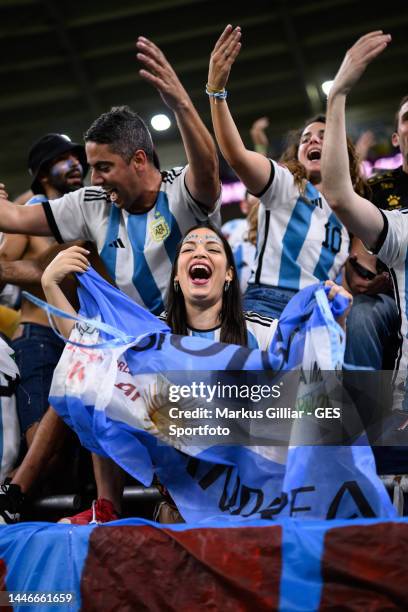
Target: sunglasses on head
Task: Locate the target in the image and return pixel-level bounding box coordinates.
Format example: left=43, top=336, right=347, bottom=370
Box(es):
left=348, top=257, right=377, bottom=281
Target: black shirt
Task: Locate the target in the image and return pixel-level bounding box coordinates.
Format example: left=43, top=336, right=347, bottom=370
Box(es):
left=367, top=166, right=408, bottom=211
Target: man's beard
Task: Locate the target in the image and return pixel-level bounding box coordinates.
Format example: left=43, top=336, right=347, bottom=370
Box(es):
left=49, top=173, right=83, bottom=195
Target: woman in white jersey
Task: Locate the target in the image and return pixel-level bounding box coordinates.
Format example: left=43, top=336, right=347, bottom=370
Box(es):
left=164, top=222, right=276, bottom=350
left=38, top=222, right=351, bottom=524
left=207, top=26, right=364, bottom=319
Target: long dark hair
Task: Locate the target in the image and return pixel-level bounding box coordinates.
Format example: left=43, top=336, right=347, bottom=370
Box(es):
left=166, top=223, right=248, bottom=346
left=279, top=114, right=366, bottom=197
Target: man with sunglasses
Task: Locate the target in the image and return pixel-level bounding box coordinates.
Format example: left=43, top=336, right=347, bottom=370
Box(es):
left=343, top=236, right=399, bottom=370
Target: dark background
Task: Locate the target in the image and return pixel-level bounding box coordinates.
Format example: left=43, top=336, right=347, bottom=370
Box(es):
left=0, top=0, right=407, bottom=197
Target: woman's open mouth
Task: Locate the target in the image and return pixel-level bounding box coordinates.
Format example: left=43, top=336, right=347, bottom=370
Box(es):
left=188, top=263, right=212, bottom=285
left=307, top=149, right=321, bottom=161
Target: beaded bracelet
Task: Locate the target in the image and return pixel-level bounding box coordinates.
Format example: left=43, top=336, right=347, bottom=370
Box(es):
left=206, top=83, right=224, bottom=93
left=205, top=84, right=228, bottom=100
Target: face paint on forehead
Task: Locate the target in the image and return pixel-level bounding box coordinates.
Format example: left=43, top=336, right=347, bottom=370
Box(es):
left=182, top=232, right=223, bottom=245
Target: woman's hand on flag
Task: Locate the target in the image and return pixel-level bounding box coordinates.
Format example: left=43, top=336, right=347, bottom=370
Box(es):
left=42, top=245, right=90, bottom=289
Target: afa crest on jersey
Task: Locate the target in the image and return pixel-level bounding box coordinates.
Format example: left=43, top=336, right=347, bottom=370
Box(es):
left=149, top=213, right=170, bottom=242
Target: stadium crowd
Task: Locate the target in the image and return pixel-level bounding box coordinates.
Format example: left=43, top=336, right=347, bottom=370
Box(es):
left=0, top=27, right=406, bottom=524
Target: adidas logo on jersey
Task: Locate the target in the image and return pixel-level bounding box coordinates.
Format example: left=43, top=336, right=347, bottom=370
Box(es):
left=108, top=238, right=125, bottom=248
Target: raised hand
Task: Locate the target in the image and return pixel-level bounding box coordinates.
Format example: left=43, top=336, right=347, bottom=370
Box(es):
left=208, top=24, right=242, bottom=91
left=42, top=245, right=90, bottom=288
left=250, top=117, right=269, bottom=153
left=330, top=31, right=391, bottom=97
left=136, top=36, right=189, bottom=111
left=0, top=183, right=8, bottom=201
left=324, top=280, right=353, bottom=330
left=355, top=130, right=376, bottom=162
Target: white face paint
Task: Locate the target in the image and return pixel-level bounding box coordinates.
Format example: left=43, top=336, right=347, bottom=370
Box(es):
left=48, top=152, right=84, bottom=193
left=182, top=232, right=223, bottom=245
left=175, top=228, right=233, bottom=306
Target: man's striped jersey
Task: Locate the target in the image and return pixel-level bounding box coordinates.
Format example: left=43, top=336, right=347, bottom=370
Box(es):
left=375, top=209, right=408, bottom=408
left=160, top=311, right=277, bottom=351
left=248, top=160, right=350, bottom=290
left=42, top=166, right=221, bottom=315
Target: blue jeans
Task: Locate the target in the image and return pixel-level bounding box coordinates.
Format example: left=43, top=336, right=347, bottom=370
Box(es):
left=243, top=284, right=297, bottom=319
left=344, top=293, right=399, bottom=370
left=11, top=323, right=65, bottom=434
left=342, top=294, right=400, bottom=450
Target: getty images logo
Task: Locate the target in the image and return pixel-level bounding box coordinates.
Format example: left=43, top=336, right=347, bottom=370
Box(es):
left=108, top=238, right=125, bottom=248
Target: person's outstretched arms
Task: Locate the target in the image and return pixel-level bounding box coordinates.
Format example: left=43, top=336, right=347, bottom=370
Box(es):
left=321, top=31, right=390, bottom=249
left=136, top=36, right=220, bottom=210
left=41, top=245, right=90, bottom=338
left=207, top=25, right=271, bottom=195
left=0, top=182, right=51, bottom=236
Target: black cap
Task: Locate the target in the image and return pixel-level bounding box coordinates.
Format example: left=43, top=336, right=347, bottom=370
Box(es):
left=28, top=133, right=88, bottom=194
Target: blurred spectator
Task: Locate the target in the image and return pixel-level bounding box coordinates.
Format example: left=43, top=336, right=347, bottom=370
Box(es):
left=343, top=237, right=399, bottom=370
left=0, top=336, right=20, bottom=483
left=250, top=116, right=270, bottom=156
left=232, top=196, right=259, bottom=293
left=222, top=190, right=258, bottom=247
left=355, top=129, right=376, bottom=163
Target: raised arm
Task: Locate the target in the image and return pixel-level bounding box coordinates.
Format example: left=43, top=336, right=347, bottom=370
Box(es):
left=136, top=36, right=220, bottom=210
left=0, top=185, right=51, bottom=236
left=250, top=117, right=270, bottom=156
left=321, top=32, right=390, bottom=248
left=207, top=26, right=271, bottom=195
left=41, top=245, right=90, bottom=338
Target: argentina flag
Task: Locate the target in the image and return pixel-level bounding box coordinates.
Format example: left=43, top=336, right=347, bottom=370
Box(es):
left=25, top=268, right=395, bottom=522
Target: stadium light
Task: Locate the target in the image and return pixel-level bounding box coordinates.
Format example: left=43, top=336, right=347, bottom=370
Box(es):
left=321, top=80, right=334, bottom=96
left=151, top=114, right=171, bottom=131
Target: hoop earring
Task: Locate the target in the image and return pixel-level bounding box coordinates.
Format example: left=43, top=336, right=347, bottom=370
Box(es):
left=224, top=281, right=230, bottom=292
left=174, top=280, right=179, bottom=293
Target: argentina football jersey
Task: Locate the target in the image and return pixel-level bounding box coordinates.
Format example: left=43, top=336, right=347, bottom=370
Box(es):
left=375, top=209, right=408, bottom=409
left=42, top=166, right=221, bottom=315
left=158, top=311, right=277, bottom=351
left=188, top=312, right=277, bottom=351
left=249, top=160, right=350, bottom=290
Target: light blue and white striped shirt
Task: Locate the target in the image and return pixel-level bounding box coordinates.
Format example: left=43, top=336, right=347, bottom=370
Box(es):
left=43, top=166, right=221, bottom=315
left=249, top=160, right=349, bottom=290
left=159, top=311, right=277, bottom=351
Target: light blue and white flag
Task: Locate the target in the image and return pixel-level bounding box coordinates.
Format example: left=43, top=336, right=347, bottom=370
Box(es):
left=24, top=268, right=395, bottom=521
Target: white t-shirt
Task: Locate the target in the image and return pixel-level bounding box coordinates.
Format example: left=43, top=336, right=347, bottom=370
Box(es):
left=376, top=209, right=408, bottom=407
left=42, top=166, right=221, bottom=315
left=249, top=160, right=350, bottom=290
